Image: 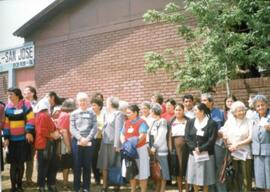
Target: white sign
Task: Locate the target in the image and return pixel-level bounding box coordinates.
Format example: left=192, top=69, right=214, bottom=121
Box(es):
left=0, top=42, right=35, bottom=71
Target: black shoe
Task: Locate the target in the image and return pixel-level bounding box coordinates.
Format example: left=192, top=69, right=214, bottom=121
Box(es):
left=39, top=188, right=45, bottom=192
left=100, top=188, right=107, bottom=192
left=48, top=185, right=58, bottom=192
left=10, top=188, right=17, bottom=192
left=17, top=188, right=23, bottom=192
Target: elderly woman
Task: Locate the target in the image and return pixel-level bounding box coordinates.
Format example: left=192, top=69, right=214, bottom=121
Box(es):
left=120, top=104, right=149, bottom=192
left=252, top=95, right=270, bottom=191
left=97, top=96, right=125, bottom=192
left=70, top=92, right=97, bottom=192
left=185, top=103, right=217, bottom=192
left=3, top=87, right=35, bottom=192
left=149, top=103, right=170, bottom=192
left=140, top=101, right=154, bottom=128
left=35, top=99, right=61, bottom=192
left=168, top=103, right=189, bottom=192
left=220, top=101, right=252, bottom=191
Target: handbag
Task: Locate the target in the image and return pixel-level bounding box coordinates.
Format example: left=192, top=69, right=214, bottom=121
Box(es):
left=124, top=158, right=139, bottom=181
left=219, top=149, right=235, bottom=183
left=108, top=153, right=126, bottom=186
left=150, top=155, right=162, bottom=181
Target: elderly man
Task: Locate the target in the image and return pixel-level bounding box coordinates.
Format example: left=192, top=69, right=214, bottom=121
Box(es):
left=201, top=93, right=226, bottom=192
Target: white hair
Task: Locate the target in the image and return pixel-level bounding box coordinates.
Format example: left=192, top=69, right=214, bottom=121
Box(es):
left=230, top=101, right=246, bottom=114
left=76, top=92, right=89, bottom=101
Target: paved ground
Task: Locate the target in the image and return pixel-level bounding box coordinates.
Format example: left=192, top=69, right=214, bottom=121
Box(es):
left=1, top=160, right=180, bottom=192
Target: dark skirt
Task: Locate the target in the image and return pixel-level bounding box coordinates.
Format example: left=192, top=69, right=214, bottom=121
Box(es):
left=60, top=153, right=73, bottom=170
left=6, top=140, right=32, bottom=164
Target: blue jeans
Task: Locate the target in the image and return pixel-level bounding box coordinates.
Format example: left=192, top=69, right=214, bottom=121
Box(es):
left=72, top=139, right=93, bottom=191
left=37, top=141, right=57, bottom=188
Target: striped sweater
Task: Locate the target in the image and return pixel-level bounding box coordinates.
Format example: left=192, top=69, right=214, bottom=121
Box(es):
left=3, top=99, right=35, bottom=141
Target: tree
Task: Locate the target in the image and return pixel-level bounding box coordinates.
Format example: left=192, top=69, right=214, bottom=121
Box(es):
left=143, top=0, right=270, bottom=94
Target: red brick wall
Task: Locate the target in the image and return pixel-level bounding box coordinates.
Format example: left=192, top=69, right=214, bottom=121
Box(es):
left=33, top=22, right=270, bottom=108
left=0, top=72, right=8, bottom=102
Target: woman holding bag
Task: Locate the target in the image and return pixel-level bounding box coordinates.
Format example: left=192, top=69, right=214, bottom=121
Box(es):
left=148, top=103, right=170, bottom=192
left=35, top=98, right=61, bottom=192
left=97, top=96, right=124, bottom=192
left=220, top=101, right=252, bottom=192
left=120, top=104, right=149, bottom=192
left=185, top=103, right=217, bottom=192
left=168, top=103, right=189, bottom=192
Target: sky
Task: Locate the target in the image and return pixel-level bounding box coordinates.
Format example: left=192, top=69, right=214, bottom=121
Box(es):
left=0, top=0, right=55, bottom=51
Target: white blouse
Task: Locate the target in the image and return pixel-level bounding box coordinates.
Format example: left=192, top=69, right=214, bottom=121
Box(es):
left=221, top=117, right=253, bottom=159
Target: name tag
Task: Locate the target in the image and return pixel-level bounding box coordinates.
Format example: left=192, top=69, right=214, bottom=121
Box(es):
left=231, top=148, right=248, bottom=161
left=14, top=109, right=23, bottom=115
left=193, top=151, right=209, bottom=162
left=196, top=129, right=204, bottom=136
left=127, top=127, right=134, bottom=133
left=82, top=113, right=90, bottom=118
left=171, top=124, right=185, bottom=136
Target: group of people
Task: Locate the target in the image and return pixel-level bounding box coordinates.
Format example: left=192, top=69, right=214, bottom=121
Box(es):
left=0, top=87, right=270, bottom=192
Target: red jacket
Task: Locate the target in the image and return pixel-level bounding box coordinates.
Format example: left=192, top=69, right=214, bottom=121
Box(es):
left=35, top=111, right=56, bottom=150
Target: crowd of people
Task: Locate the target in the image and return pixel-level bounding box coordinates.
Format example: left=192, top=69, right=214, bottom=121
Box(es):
left=0, top=87, right=270, bottom=192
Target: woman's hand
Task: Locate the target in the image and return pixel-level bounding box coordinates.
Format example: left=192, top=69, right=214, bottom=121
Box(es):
left=264, top=124, right=270, bottom=131
left=228, top=144, right=238, bottom=152
left=50, top=130, right=61, bottom=140
left=79, top=137, right=89, bottom=146
left=150, top=147, right=156, bottom=155
left=4, top=139, right=9, bottom=148
left=26, top=133, right=34, bottom=143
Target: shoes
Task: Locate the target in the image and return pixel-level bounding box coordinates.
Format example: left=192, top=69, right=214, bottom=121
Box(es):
left=39, top=188, right=45, bottom=192
left=17, top=188, right=24, bottom=192
left=83, top=189, right=89, bottom=192
left=48, top=185, right=58, bottom=192
left=26, top=180, right=36, bottom=187
left=101, top=188, right=107, bottom=192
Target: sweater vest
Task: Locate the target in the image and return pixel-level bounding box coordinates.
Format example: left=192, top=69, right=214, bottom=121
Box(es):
left=124, top=118, right=146, bottom=148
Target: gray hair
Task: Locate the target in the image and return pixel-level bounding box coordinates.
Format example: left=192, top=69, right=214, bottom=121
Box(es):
left=230, top=101, right=247, bottom=114
left=252, top=95, right=269, bottom=106
left=107, top=96, right=119, bottom=109
left=141, top=101, right=151, bottom=109
left=151, top=103, right=162, bottom=116
left=119, top=100, right=129, bottom=111
left=201, top=93, right=214, bottom=102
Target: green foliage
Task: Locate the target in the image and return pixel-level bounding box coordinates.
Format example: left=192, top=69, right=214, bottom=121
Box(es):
left=143, top=0, right=270, bottom=93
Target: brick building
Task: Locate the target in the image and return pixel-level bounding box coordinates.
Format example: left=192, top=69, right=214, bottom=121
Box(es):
left=1, top=0, right=270, bottom=107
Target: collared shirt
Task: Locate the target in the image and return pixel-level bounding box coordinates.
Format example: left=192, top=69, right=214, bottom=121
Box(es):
left=211, top=107, right=225, bottom=129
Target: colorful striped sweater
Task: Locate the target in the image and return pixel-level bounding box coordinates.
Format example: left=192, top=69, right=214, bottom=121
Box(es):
left=3, top=99, right=35, bottom=141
